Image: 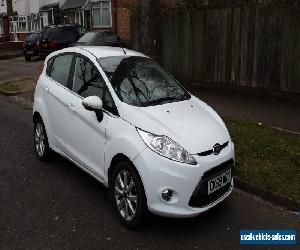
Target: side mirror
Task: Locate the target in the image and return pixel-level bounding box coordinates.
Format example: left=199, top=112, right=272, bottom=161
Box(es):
left=82, top=96, right=103, bottom=122
left=82, top=96, right=103, bottom=111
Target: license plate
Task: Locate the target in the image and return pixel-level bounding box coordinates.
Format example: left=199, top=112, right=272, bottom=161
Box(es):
left=208, top=169, right=231, bottom=195
left=42, top=44, right=47, bottom=48
left=26, top=51, right=34, bottom=55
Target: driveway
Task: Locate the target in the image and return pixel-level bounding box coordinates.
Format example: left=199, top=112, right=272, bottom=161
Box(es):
left=0, top=96, right=299, bottom=249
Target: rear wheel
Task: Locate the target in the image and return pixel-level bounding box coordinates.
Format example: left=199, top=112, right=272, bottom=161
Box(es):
left=109, top=161, right=148, bottom=229
left=34, top=117, right=52, bottom=161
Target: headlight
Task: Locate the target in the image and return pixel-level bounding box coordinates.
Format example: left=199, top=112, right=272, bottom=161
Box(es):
left=137, top=128, right=197, bottom=165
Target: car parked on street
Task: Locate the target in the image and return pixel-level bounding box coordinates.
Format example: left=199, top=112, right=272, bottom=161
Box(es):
left=38, top=24, right=86, bottom=58
left=75, top=31, right=129, bottom=48
left=33, top=46, right=234, bottom=228
left=23, top=32, right=40, bottom=61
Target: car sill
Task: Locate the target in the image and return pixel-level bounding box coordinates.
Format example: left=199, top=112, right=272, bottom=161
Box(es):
left=50, top=144, right=105, bottom=185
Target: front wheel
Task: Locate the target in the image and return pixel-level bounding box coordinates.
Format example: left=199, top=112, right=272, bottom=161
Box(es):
left=34, top=117, right=52, bottom=161
left=109, top=161, right=148, bottom=229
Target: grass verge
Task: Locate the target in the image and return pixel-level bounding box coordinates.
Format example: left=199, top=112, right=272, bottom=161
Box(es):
left=224, top=118, right=300, bottom=204
left=0, top=77, right=36, bottom=95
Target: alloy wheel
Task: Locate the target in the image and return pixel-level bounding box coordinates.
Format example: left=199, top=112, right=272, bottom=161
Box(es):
left=114, top=170, right=138, bottom=221
left=35, top=122, right=45, bottom=157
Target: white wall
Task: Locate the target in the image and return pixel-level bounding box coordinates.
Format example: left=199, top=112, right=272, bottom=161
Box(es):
left=13, top=0, right=30, bottom=16
left=13, top=0, right=68, bottom=16
left=29, top=0, right=40, bottom=14
left=0, top=0, right=7, bottom=14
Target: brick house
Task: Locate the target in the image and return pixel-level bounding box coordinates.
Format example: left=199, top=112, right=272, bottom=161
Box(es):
left=0, top=0, right=116, bottom=41
left=0, top=0, right=175, bottom=42
left=113, top=0, right=176, bottom=41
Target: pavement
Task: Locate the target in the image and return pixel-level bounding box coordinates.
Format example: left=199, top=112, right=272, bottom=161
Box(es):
left=0, top=95, right=299, bottom=249
left=0, top=42, right=23, bottom=60
left=0, top=50, right=23, bottom=60
left=194, top=89, right=300, bottom=133
left=0, top=57, right=43, bottom=82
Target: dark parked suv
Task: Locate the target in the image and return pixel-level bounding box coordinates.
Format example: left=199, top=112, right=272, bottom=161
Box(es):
left=39, top=24, right=86, bottom=58
left=23, top=32, right=40, bottom=61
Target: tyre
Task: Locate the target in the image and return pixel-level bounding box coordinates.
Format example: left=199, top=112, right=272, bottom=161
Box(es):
left=109, top=161, right=148, bottom=229
left=25, top=55, right=31, bottom=62
left=33, top=117, right=52, bottom=161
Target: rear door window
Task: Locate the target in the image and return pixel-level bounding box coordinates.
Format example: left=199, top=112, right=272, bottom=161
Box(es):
left=49, top=54, right=73, bottom=87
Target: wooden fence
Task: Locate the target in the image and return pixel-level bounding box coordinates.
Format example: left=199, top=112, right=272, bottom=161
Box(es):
left=130, top=4, right=300, bottom=93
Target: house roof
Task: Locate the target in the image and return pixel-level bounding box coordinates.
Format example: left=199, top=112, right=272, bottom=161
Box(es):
left=39, top=3, right=59, bottom=11
left=61, top=0, right=88, bottom=11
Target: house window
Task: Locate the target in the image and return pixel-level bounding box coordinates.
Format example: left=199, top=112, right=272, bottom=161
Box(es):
left=10, top=16, right=28, bottom=33
left=0, top=19, right=3, bottom=34
left=92, top=1, right=112, bottom=28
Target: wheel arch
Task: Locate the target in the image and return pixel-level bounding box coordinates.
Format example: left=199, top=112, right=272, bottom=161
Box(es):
left=107, top=153, right=133, bottom=189
left=33, top=111, right=42, bottom=123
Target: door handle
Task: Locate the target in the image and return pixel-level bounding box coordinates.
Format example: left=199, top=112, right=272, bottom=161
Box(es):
left=66, top=104, right=76, bottom=113
left=44, top=85, right=49, bottom=92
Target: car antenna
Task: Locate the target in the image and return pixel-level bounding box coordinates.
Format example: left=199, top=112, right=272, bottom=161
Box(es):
left=122, top=47, right=127, bottom=55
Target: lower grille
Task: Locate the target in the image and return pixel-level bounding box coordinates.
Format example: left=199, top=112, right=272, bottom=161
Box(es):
left=189, top=159, right=234, bottom=208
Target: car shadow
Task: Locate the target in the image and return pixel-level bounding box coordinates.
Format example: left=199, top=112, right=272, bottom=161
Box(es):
left=44, top=152, right=230, bottom=233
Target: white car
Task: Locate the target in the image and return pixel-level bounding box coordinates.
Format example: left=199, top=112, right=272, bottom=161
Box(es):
left=33, top=46, right=234, bottom=228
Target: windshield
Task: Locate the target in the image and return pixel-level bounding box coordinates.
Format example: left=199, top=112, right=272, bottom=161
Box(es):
left=78, top=32, right=96, bottom=43
left=97, top=56, right=190, bottom=107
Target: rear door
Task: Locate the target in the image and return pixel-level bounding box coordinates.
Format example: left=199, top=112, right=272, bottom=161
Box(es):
left=44, top=53, right=74, bottom=153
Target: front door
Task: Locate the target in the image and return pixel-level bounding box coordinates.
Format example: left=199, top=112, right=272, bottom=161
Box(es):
left=65, top=55, right=113, bottom=179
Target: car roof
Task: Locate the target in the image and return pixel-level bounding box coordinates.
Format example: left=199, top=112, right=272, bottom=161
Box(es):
left=51, top=46, right=146, bottom=59
left=81, top=46, right=146, bottom=58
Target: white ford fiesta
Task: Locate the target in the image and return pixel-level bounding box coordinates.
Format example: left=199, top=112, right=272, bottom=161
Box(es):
left=33, top=46, right=235, bottom=228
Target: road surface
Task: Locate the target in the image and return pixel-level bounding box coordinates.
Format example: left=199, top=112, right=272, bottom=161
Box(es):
left=0, top=96, right=299, bottom=249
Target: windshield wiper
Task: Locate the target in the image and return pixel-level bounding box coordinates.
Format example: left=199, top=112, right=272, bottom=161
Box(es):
left=142, top=96, right=183, bottom=107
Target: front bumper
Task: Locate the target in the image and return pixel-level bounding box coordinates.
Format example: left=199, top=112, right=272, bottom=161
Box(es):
left=133, top=142, right=235, bottom=218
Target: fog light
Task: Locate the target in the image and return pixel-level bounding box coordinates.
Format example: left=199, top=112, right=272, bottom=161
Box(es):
left=161, top=189, right=173, bottom=202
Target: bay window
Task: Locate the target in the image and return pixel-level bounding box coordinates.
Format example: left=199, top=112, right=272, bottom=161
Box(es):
left=92, top=1, right=112, bottom=28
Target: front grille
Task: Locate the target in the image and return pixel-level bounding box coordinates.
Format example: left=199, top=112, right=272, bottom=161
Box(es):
left=197, top=141, right=229, bottom=156
left=189, top=159, right=234, bottom=208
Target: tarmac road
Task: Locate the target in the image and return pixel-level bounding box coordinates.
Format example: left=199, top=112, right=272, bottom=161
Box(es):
left=0, top=96, right=299, bottom=249
left=0, top=57, right=43, bottom=81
